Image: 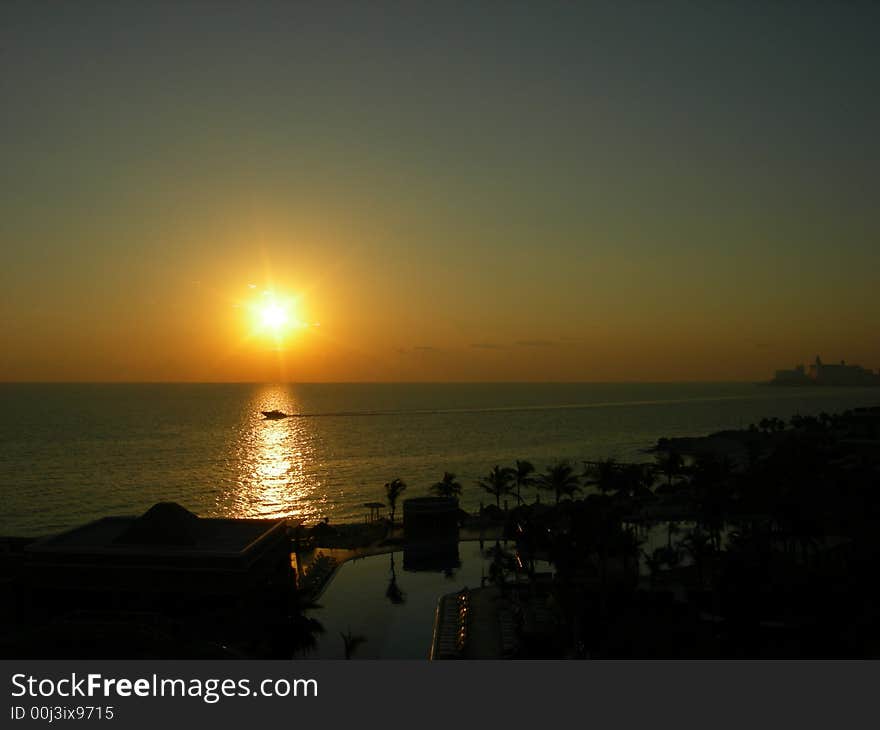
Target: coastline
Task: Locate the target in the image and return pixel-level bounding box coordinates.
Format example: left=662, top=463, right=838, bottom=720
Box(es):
left=6, top=381, right=880, bottom=537
left=3, top=402, right=879, bottom=659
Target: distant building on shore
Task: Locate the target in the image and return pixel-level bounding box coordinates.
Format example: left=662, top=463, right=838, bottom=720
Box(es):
left=773, top=363, right=810, bottom=385
left=771, top=356, right=880, bottom=386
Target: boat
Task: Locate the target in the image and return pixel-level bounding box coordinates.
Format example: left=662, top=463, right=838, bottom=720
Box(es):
left=261, top=410, right=289, bottom=420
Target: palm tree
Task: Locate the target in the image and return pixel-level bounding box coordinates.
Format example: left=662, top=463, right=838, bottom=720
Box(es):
left=679, top=527, right=713, bottom=589
left=584, top=458, right=619, bottom=494
left=477, top=465, right=514, bottom=510
left=511, top=459, right=535, bottom=505
left=655, top=449, right=684, bottom=487
left=618, top=462, right=654, bottom=498
left=340, top=628, right=367, bottom=659
left=536, top=461, right=581, bottom=505
left=284, top=591, right=325, bottom=657
left=431, top=471, right=462, bottom=499
left=384, top=478, right=407, bottom=526
left=617, top=526, right=644, bottom=580
left=692, top=454, right=733, bottom=552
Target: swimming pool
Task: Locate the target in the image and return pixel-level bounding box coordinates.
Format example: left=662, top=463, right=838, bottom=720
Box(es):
left=305, top=523, right=694, bottom=658
left=308, top=540, right=520, bottom=659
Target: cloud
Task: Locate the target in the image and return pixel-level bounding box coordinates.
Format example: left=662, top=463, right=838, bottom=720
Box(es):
left=514, top=339, right=556, bottom=348
left=470, top=342, right=507, bottom=350
left=413, top=345, right=439, bottom=352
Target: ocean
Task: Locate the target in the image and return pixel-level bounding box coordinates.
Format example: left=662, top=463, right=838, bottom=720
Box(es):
left=2, top=382, right=879, bottom=537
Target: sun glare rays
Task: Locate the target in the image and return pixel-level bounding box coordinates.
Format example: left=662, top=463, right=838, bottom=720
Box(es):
left=193, top=247, right=331, bottom=381
left=229, top=282, right=316, bottom=353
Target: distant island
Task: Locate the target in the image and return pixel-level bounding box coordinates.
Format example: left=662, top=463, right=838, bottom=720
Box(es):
left=770, top=355, right=880, bottom=386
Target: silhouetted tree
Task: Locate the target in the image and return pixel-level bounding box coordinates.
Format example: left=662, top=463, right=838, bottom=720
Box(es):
left=691, top=454, right=734, bottom=551
left=285, top=591, right=325, bottom=657
left=537, top=461, right=581, bottom=505
left=431, top=471, right=462, bottom=498
left=584, top=458, right=619, bottom=494
left=655, top=449, right=684, bottom=487
left=679, top=527, right=714, bottom=589
left=760, top=417, right=785, bottom=433
left=478, top=465, right=515, bottom=510
left=512, top=459, right=535, bottom=505
left=384, top=478, right=407, bottom=526
left=615, top=526, right=644, bottom=581
left=618, top=462, right=654, bottom=498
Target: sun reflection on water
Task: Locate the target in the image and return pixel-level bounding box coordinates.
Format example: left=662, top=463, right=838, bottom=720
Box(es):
left=216, top=386, right=324, bottom=523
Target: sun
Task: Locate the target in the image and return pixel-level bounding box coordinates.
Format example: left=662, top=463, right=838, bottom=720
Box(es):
left=246, top=292, right=306, bottom=340
left=260, top=302, right=289, bottom=331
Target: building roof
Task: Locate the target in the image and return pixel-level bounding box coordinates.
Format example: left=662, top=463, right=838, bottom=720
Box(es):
left=27, top=503, right=287, bottom=557
left=114, top=502, right=200, bottom=546
left=403, top=496, right=459, bottom=510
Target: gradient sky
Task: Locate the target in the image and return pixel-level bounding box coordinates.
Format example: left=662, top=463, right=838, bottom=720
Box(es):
left=2, top=1, right=878, bottom=382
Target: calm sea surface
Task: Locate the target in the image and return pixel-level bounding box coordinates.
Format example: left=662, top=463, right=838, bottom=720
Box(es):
left=2, top=382, right=879, bottom=536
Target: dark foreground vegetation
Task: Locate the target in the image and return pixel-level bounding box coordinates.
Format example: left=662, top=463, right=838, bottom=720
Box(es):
left=485, top=406, right=880, bottom=657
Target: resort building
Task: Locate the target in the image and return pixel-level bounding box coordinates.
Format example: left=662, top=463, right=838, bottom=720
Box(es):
left=20, top=503, right=294, bottom=649
left=403, top=496, right=460, bottom=543
left=403, top=497, right=460, bottom=571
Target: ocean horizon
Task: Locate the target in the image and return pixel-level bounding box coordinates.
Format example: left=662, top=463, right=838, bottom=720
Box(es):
left=3, top=381, right=879, bottom=537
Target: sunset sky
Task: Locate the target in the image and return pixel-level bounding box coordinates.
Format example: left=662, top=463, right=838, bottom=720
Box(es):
left=2, top=2, right=878, bottom=382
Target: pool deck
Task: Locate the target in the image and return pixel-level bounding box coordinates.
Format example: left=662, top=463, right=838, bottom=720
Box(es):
left=301, top=522, right=515, bottom=658
left=463, top=586, right=503, bottom=659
